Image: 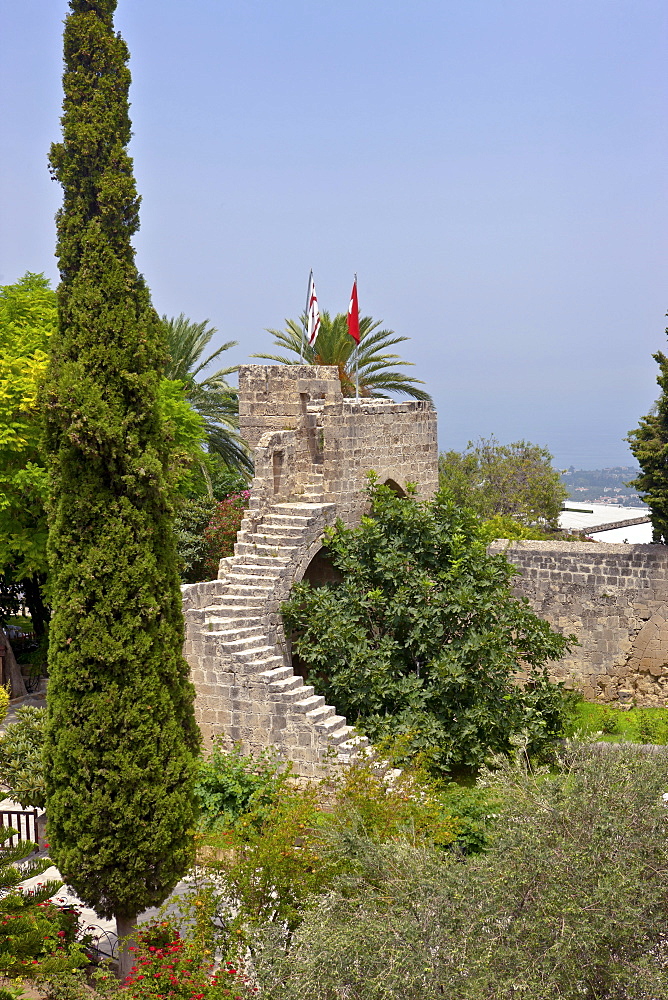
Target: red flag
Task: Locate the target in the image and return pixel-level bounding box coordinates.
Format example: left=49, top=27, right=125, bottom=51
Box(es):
left=347, top=278, right=360, bottom=344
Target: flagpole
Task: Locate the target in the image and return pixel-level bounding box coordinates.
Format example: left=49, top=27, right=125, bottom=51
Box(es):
left=355, top=273, right=359, bottom=400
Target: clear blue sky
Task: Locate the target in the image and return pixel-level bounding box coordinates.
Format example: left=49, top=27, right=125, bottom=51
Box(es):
left=1, top=0, right=666, bottom=469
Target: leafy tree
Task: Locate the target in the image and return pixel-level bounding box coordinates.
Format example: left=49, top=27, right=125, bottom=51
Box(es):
left=439, top=436, right=568, bottom=529
left=0, top=277, right=210, bottom=627
left=0, top=273, right=56, bottom=633
left=162, top=313, right=252, bottom=475
left=43, top=0, right=200, bottom=974
left=253, top=311, right=431, bottom=400
left=627, top=325, right=668, bottom=541
left=282, top=480, right=573, bottom=772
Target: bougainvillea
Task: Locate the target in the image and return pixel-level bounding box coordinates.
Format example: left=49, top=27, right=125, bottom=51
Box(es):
left=123, top=922, right=254, bottom=1000
left=202, top=492, right=250, bottom=579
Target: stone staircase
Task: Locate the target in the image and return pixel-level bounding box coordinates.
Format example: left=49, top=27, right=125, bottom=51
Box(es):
left=183, top=477, right=369, bottom=777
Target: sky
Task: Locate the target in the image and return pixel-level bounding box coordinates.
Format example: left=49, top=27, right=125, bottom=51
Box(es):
left=1, top=0, right=666, bottom=470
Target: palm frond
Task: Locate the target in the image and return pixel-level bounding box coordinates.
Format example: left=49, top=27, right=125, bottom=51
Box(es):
left=161, top=313, right=252, bottom=475
left=253, top=310, right=432, bottom=402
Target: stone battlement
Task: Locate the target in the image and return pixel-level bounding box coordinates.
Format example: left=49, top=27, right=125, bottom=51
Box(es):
left=238, top=364, right=438, bottom=523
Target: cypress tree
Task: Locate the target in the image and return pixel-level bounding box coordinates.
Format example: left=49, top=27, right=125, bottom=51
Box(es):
left=43, top=0, right=200, bottom=967
left=627, top=319, right=668, bottom=542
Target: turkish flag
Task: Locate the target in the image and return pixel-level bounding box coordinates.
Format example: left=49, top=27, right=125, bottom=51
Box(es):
left=347, top=279, right=360, bottom=344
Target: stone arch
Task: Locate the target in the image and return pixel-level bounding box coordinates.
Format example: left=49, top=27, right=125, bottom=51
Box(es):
left=289, top=540, right=343, bottom=681
left=383, top=478, right=406, bottom=497
left=375, top=467, right=409, bottom=497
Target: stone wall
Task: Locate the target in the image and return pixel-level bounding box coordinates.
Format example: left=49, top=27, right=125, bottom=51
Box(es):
left=489, top=540, right=668, bottom=705
left=238, top=364, right=438, bottom=523
left=182, top=365, right=439, bottom=773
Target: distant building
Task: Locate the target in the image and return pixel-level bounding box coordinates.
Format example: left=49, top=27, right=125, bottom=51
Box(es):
left=559, top=501, right=652, bottom=543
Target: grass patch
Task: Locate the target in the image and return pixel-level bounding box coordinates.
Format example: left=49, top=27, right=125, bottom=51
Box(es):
left=570, top=701, right=668, bottom=744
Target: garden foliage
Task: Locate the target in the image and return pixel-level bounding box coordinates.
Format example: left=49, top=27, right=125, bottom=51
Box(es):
left=253, top=743, right=668, bottom=999
left=0, top=705, right=46, bottom=809
left=0, top=834, right=86, bottom=979
left=202, top=492, right=250, bottom=579
left=43, top=0, right=200, bottom=934
left=283, top=479, right=574, bottom=771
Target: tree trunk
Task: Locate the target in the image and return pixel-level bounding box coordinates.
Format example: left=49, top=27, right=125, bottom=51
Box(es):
left=116, top=913, right=138, bottom=980
left=2, top=631, right=27, bottom=699
left=23, top=575, right=50, bottom=638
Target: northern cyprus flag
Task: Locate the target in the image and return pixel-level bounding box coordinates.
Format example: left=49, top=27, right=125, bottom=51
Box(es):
left=306, top=270, right=321, bottom=345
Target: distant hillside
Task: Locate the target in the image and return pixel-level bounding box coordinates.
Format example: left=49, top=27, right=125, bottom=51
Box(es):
left=560, top=467, right=647, bottom=508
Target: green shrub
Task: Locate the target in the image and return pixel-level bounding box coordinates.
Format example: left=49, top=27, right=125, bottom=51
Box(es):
left=195, top=740, right=289, bottom=833
left=634, top=708, right=667, bottom=744
left=0, top=835, right=86, bottom=979
left=597, top=705, right=620, bottom=734
left=173, top=497, right=218, bottom=584
left=0, top=686, right=9, bottom=728
left=0, top=706, right=46, bottom=808
left=253, top=743, right=668, bottom=999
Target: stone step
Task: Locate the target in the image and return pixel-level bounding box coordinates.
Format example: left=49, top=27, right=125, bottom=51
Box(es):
left=200, top=604, right=257, bottom=620
left=272, top=502, right=334, bottom=513
left=224, top=582, right=277, bottom=597
left=254, top=524, right=308, bottom=539
left=323, top=724, right=358, bottom=746
left=245, top=655, right=286, bottom=673
left=262, top=513, right=317, bottom=527
left=314, top=712, right=347, bottom=733
left=336, top=734, right=371, bottom=760
left=293, top=693, right=325, bottom=713
left=209, top=592, right=267, bottom=605
left=231, top=553, right=292, bottom=568
left=270, top=675, right=305, bottom=695
left=218, top=635, right=274, bottom=654
left=202, top=610, right=264, bottom=627
left=258, top=665, right=294, bottom=684
left=251, top=532, right=304, bottom=547
left=225, top=563, right=287, bottom=577
left=235, top=541, right=295, bottom=558
left=200, top=622, right=263, bottom=638
left=224, top=643, right=278, bottom=660
left=305, top=703, right=336, bottom=724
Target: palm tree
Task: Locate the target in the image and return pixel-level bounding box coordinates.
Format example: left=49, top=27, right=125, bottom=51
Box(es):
left=162, top=313, right=253, bottom=475
left=253, top=311, right=431, bottom=401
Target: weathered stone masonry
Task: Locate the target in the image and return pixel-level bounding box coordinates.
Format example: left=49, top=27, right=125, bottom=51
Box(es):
left=183, top=363, right=668, bottom=763
left=182, top=365, right=439, bottom=775
left=490, top=540, right=668, bottom=705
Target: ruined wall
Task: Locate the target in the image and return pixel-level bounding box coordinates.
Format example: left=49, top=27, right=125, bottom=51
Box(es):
left=238, top=364, right=438, bottom=523
left=489, top=540, right=668, bottom=705
left=182, top=365, right=439, bottom=771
